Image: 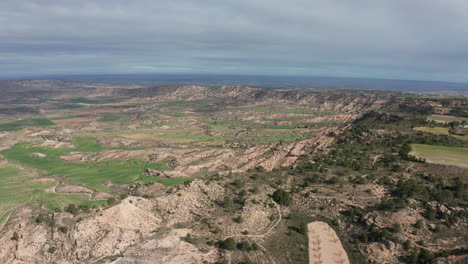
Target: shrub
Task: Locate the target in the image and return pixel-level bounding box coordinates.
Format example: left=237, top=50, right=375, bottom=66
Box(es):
left=11, top=232, right=19, bottom=241
left=299, top=222, right=308, bottom=234
left=237, top=240, right=252, bottom=251
left=249, top=186, right=260, bottom=194
left=220, top=237, right=236, bottom=250
left=272, top=189, right=291, bottom=206
left=242, top=259, right=254, bottom=264
left=414, top=220, right=423, bottom=229
left=48, top=246, right=56, bottom=254
left=425, top=207, right=436, bottom=221
left=64, top=204, right=78, bottom=215
left=35, top=213, right=47, bottom=223
left=222, top=196, right=232, bottom=208
left=185, top=233, right=195, bottom=244
left=107, top=197, right=117, bottom=206
left=232, top=179, right=245, bottom=188
left=58, top=226, right=68, bottom=233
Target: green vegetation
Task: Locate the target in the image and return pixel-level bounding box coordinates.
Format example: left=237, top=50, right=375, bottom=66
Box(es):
left=0, top=166, right=105, bottom=227
left=162, top=111, right=195, bottom=117
left=49, top=115, right=88, bottom=120
left=57, top=104, right=83, bottom=109
left=414, top=126, right=468, bottom=141
left=1, top=139, right=183, bottom=191
left=68, top=97, right=112, bottom=104
left=98, top=115, right=121, bottom=122
left=220, top=237, right=237, bottom=250
left=414, top=126, right=449, bottom=135
left=428, top=114, right=468, bottom=123
left=0, top=118, right=54, bottom=131
left=0, top=107, right=35, bottom=114
left=410, top=144, right=468, bottom=169
left=272, top=189, right=292, bottom=206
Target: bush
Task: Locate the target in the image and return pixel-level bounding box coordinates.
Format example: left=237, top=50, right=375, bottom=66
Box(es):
left=107, top=197, right=117, bottom=206
left=299, top=222, right=308, bottom=234
left=249, top=186, right=260, bottom=194
left=35, top=213, right=48, bottom=223
left=64, top=204, right=78, bottom=215
left=222, top=196, right=232, bottom=208
left=185, top=233, right=195, bottom=244
left=403, top=240, right=411, bottom=250
left=232, top=179, right=245, bottom=188
left=242, top=259, right=254, bottom=264
left=326, top=176, right=340, bottom=184
left=237, top=240, right=252, bottom=251
left=272, top=189, right=292, bottom=206
left=220, top=237, right=236, bottom=250
left=425, top=207, right=436, bottom=221
left=58, top=226, right=68, bottom=233
left=11, top=232, right=19, bottom=241
left=414, top=220, right=423, bottom=229
left=233, top=215, right=243, bottom=223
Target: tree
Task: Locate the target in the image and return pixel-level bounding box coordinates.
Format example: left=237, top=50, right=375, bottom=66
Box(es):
left=220, top=237, right=236, bottom=250
left=272, top=189, right=291, bottom=206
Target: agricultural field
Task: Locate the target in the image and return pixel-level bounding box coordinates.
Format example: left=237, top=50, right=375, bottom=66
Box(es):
left=410, top=143, right=468, bottom=168
left=414, top=126, right=468, bottom=141
left=0, top=165, right=105, bottom=228
left=428, top=114, right=468, bottom=123
left=1, top=140, right=179, bottom=192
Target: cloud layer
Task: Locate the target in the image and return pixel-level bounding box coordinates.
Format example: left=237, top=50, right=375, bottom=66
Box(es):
left=1, top=0, right=468, bottom=81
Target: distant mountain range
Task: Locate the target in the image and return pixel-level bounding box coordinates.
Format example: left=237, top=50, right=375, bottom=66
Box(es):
left=1, top=74, right=467, bottom=94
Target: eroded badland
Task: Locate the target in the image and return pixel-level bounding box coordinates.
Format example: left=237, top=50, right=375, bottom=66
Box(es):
left=0, top=80, right=467, bottom=264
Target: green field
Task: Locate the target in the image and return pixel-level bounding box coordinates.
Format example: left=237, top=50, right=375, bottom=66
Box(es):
left=414, top=126, right=450, bottom=135
left=0, top=118, right=54, bottom=131
left=413, top=126, right=468, bottom=141
left=0, top=165, right=105, bottom=227
left=410, top=144, right=468, bottom=169
left=428, top=115, right=468, bottom=123
left=1, top=137, right=188, bottom=192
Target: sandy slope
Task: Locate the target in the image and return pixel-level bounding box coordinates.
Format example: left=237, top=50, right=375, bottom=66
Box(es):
left=308, top=221, right=350, bottom=264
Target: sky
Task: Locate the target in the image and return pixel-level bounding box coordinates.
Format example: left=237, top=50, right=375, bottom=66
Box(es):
left=1, top=0, right=468, bottom=82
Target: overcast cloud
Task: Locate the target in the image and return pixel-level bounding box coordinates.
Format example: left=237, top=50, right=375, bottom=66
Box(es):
left=1, top=0, right=468, bottom=82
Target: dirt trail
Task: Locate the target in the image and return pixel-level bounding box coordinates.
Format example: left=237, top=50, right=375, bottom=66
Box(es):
left=308, top=221, right=349, bottom=264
